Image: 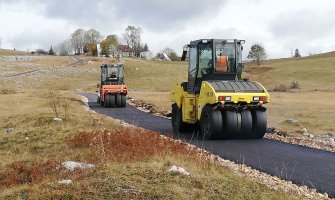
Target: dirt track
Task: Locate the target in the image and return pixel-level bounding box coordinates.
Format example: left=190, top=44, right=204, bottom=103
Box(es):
left=82, top=93, right=335, bottom=197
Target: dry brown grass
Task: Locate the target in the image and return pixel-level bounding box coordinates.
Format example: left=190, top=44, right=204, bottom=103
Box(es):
left=267, top=91, right=335, bottom=135
left=0, top=160, right=60, bottom=188
left=66, top=128, right=196, bottom=163
left=123, top=58, right=188, bottom=92
left=0, top=48, right=30, bottom=56
left=129, top=91, right=171, bottom=112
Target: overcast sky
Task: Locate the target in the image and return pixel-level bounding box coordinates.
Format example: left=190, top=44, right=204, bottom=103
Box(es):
left=0, top=0, right=335, bottom=58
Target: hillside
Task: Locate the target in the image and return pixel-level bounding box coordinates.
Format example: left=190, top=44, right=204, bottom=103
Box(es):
left=245, top=54, right=335, bottom=90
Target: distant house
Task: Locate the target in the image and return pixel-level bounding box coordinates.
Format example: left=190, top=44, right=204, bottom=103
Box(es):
left=119, top=45, right=131, bottom=57
left=140, top=51, right=153, bottom=60
left=36, top=49, right=48, bottom=55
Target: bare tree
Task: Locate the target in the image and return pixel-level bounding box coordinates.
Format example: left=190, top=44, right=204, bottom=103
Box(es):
left=82, top=29, right=102, bottom=56
left=57, top=40, right=72, bottom=56
left=247, top=43, right=267, bottom=66
left=71, top=29, right=85, bottom=54
left=100, top=35, right=119, bottom=57
left=161, top=47, right=175, bottom=55
left=84, top=28, right=102, bottom=44
left=123, top=26, right=142, bottom=57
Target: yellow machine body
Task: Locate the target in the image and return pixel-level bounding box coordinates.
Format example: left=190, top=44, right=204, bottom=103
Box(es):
left=170, top=81, right=270, bottom=124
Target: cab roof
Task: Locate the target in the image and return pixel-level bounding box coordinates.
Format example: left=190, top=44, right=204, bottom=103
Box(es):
left=189, top=39, right=245, bottom=46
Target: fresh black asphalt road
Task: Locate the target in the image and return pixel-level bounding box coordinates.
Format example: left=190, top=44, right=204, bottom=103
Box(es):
left=82, top=93, right=335, bottom=197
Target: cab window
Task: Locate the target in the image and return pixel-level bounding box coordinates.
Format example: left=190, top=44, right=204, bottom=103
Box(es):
left=198, top=43, right=213, bottom=78
left=188, top=47, right=197, bottom=78
left=215, top=43, right=236, bottom=72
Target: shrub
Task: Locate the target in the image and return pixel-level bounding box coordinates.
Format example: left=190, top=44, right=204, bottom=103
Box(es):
left=273, top=84, right=288, bottom=92
left=289, top=81, right=300, bottom=89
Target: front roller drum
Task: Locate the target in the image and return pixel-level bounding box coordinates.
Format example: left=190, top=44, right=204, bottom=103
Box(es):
left=116, top=94, right=122, bottom=107
left=171, top=104, right=190, bottom=134
left=115, top=94, right=127, bottom=107
left=109, top=94, right=116, bottom=107
left=104, top=94, right=110, bottom=107
left=121, top=94, right=127, bottom=107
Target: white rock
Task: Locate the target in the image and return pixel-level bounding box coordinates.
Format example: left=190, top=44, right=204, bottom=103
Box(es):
left=168, top=165, right=190, bottom=176
left=286, top=119, right=298, bottom=124
left=5, top=128, right=14, bottom=134
left=25, top=137, right=30, bottom=141
left=58, top=179, right=73, bottom=185
left=301, top=185, right=308, bottom=191
left=61, top=161, right=95, bottom=172
left=52, top=117, right=63, bottom=122
left=323, top=193, right=328, bottom=198
left=302, top=128, right=308, bottom=133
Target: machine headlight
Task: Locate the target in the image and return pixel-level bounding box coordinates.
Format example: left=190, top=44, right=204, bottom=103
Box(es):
left=253, top=96, right=267, bottom=101
left=218, top=96, right=231, bottom=101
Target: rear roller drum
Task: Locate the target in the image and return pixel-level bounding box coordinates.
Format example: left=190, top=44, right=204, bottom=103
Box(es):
left=251, top=110, right=267, bottom=139
left=200, top=105, right=222, bottom=140
left=116, top=94, right=122, bottom=107
left=222, top=111, right=241, bottom=139
left=121, top=94, right=127, bottom=107
left=104, top=94, right=110, bottom=108
left=109, top=94, right=116, bottom=107
left=240, top=110, right=253, bottom=139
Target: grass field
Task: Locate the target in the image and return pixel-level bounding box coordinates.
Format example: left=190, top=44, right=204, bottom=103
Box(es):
left=124, top=58, right=188, bottom=91
left=0, top=50, right=297, bottom=199
left=0, top=48, right=31, bottom=56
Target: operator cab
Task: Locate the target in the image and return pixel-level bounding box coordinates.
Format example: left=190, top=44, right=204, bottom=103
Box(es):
left=100, top=64, right=125, bottom=85
left=182, top=39, right=245, bottom=94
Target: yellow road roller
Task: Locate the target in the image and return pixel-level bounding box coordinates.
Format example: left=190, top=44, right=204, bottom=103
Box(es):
left=169, top=39, right=270, bottom=139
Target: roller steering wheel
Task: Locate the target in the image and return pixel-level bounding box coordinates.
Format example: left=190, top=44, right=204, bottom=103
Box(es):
left=201, top=67, right=213, bottom=76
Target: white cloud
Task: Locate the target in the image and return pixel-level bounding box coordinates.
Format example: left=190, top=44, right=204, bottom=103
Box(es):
left=1, top=0, right=335, bottom=58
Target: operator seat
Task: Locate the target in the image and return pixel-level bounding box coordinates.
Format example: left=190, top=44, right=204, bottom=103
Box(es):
left=216, top=55, right=228, bottom=72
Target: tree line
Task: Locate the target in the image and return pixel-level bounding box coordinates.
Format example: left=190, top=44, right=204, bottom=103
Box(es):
left=55, top=26, right=149, bottom=57
left=51, top=30, right=307, bottom=65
